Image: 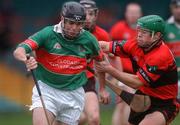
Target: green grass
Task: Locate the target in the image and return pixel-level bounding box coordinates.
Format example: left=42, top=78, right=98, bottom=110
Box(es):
left=0, top=109, right=112, bottom=125
left=171, top=113, right=180, bottom=125
left=0, top=111, right=32, bottom=125
left=0, top=109, right=179, bottom=125
left=100, top=108, right=114, bottom=125
left=100, top=108, right=180, bottom=125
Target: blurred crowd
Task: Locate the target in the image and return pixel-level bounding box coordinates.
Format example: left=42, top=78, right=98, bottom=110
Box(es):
left=0, top=0, right=179, bottom=73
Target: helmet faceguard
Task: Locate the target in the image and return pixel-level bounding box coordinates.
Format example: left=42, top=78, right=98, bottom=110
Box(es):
left=136, top=15, right=165, bottom=51
left=61, top=1, right=86, bottom=40
left=80, top=0, right=98, bottom=32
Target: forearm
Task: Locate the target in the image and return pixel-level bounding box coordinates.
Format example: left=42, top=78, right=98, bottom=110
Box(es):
left=13, top=47, right=27, bottom=62
left=108, top=67, right=143, bottom=89
left=108, top=55, right=123, bottom=71
left=99, top=41, right=110, bottom=53
left=96, top=71, right=106, bottom=91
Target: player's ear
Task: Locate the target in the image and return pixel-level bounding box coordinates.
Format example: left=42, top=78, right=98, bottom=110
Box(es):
left=95, top=10, right=99, bottom=17
left=61, top=16, right=64, bottom=21
left=154, top=32, right=161, bottom=40
left=61, top=16, right=65, bottom=25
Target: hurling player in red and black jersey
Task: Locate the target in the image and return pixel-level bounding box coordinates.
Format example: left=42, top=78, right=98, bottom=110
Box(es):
left=109, top=3, right=143, bottom=125
left=96, top=15, right=179, bottom=125
left=79, top=0, right=111, bottom=125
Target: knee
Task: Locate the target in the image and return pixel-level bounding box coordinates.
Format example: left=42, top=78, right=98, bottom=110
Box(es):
left=79, top=112, right=87, bottom=125
left=87, top=113, right=100, bottom=125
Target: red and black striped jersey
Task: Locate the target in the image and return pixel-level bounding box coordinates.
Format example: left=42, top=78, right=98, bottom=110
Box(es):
left=109, top=39, right=178, bottom=99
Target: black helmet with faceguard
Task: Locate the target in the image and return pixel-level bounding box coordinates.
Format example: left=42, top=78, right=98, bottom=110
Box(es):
left=62, top=1, right=86, bottom=22
left=79, top=0, right=98, bottom=32
left=61, top=1, right=86, bottom=40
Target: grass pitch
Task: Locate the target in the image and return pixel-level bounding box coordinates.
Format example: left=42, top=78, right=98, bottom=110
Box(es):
left=0, top=109, right=179, bottom=125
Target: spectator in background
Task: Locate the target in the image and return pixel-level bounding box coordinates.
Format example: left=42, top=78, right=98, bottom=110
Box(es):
left=0, top=0, right=21, bottom=54
left=78, top=0, right=111, bottom=125
left=0, top=0, right=24, bottom=70
left=109, top=3, right=142, bottom=125
left=0, top=11, right=12, bottom=55
left=164, top=0, right=180, bottom=98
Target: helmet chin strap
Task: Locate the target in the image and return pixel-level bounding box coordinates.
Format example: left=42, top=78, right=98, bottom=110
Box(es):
left=142, top=32, right=162, bottom=52
left=61, top=19, right=82, bottom=41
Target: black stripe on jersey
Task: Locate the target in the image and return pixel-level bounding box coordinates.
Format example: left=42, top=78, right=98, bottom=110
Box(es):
left=149, top=68, right=178, bottom=88
left=139, top=68, right=153, bottom=83
left=130, top=56, right=139, bottom=73
left=139, top=63, right=177, bottom=88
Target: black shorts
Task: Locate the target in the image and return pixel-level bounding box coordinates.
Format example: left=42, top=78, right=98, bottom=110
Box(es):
left=83, top=77, right=96, bottom=93
left=129, top=90, right=180, bottom=125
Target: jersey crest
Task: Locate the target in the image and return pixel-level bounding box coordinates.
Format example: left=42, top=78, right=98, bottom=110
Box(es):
left=53, top=43, right=62, bottom=49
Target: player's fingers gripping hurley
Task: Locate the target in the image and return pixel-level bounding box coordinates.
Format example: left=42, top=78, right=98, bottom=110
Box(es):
left=99, top=89, right=110, bottom=104
left=25, top=56, right=38, bottom=71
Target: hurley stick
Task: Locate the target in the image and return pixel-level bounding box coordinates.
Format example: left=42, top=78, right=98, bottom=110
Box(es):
left=27, top=55, right=51, bottom=125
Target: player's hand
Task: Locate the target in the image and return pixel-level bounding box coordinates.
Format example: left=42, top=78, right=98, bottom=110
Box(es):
left=99, top=89, right=110, bottom=104
left=25, top=56, right=38, bottom=71
left=95, top=60, right=113, bottom=73
left=99, top=41, right=110, bottom=52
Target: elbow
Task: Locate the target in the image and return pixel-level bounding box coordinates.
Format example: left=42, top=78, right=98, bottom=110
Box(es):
left=132, top=84, right=142, bottom=89
left=13, top=47, right=26, bottom=60
left=13, top=48, right=21, bottom=59
left=13, top=49, right=18, bottom=58
left=131, top=76, right=144, bottom=89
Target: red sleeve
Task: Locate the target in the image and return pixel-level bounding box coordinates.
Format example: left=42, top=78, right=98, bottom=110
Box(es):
left=24, top=39, right=39, bottom=50
left=109, top=41, right=113, bottom=53
left=109, top=39, right=132, bottom=58
left=18, top=39, right=39, bottom=53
